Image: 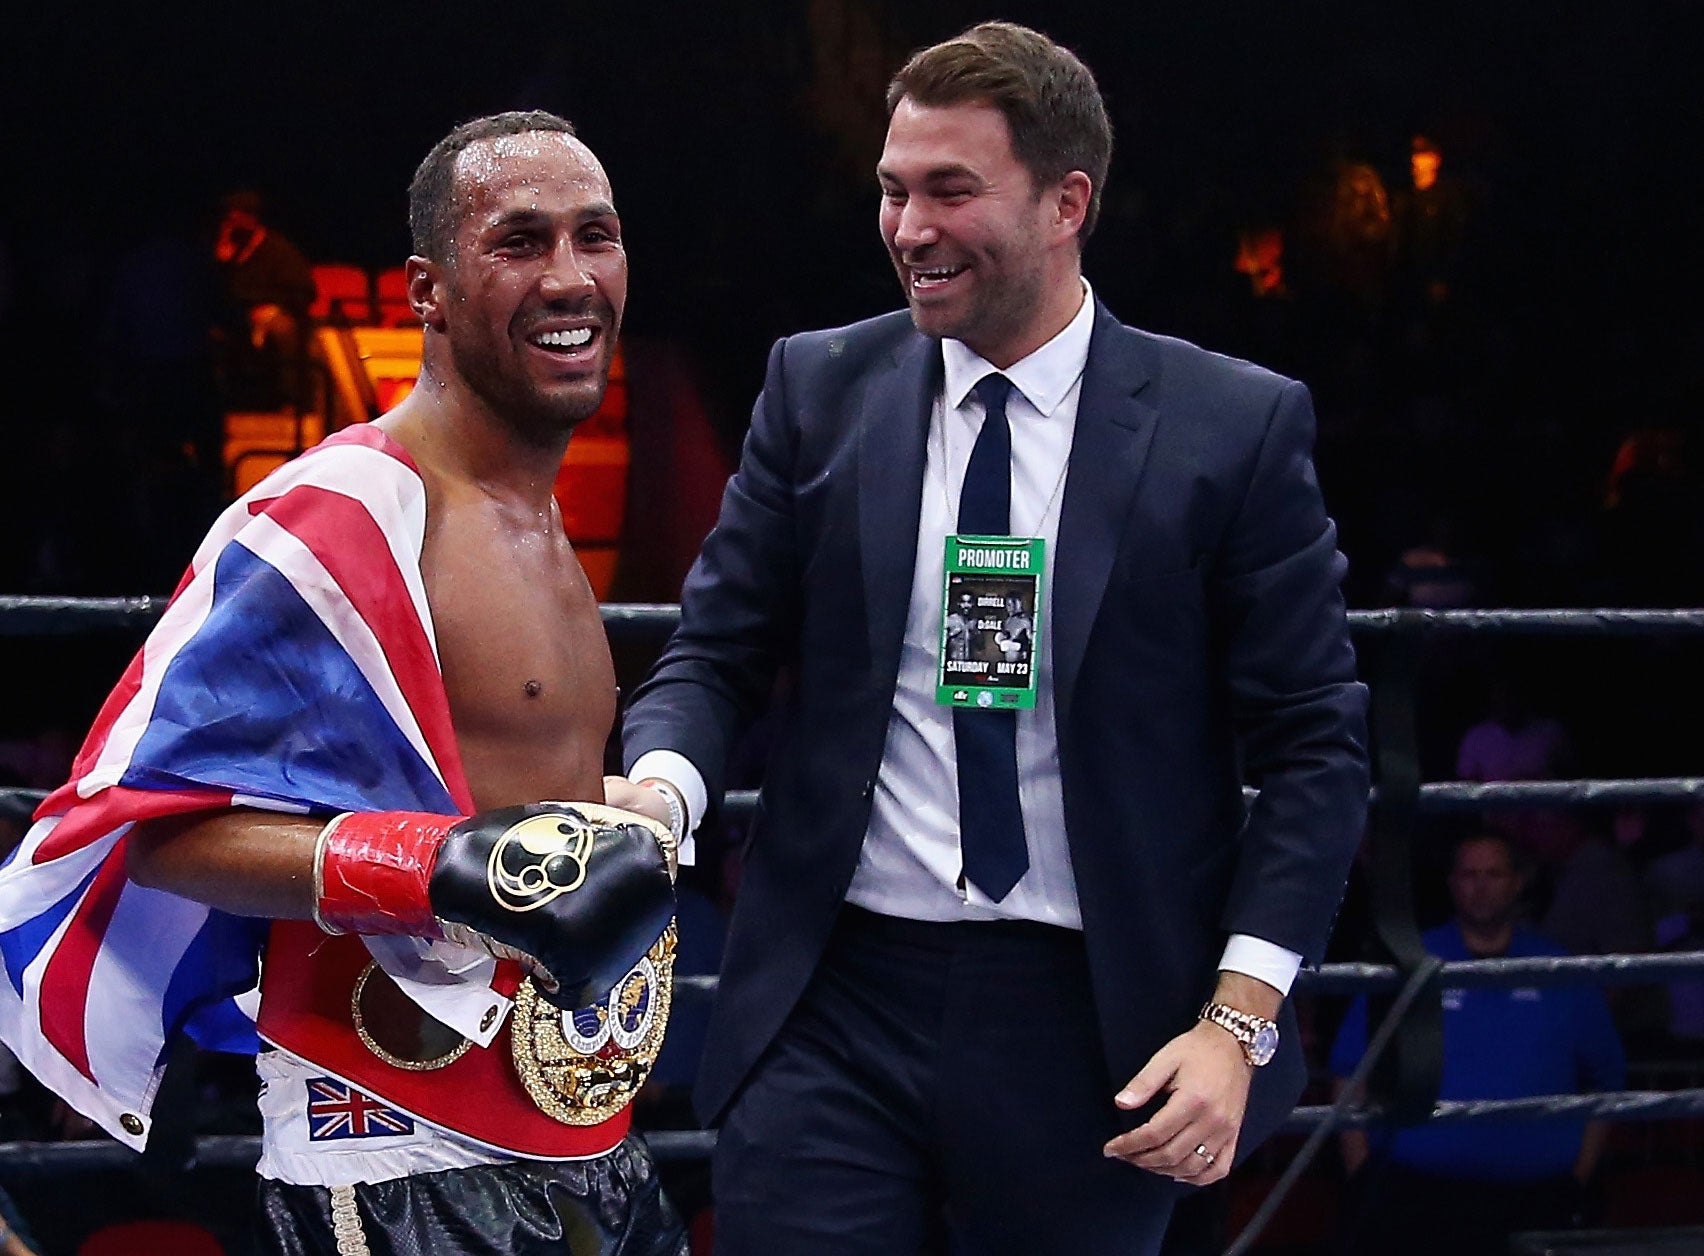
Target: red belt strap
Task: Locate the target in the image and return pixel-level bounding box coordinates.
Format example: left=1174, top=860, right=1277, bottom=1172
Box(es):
left=256, top=921, right=629, bottom=1158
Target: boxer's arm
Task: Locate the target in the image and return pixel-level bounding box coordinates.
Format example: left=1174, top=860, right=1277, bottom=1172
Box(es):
left=133, top=803, right=675, bottom=1009
left=128, top=810, right=320, bottom=919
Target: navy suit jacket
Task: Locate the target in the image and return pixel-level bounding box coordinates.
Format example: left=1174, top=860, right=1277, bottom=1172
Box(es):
left=623, top=300, right=1370, bottom=1156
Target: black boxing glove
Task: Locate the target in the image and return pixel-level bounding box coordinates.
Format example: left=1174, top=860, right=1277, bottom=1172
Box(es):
left=313, top=801, right=675, bottom=1009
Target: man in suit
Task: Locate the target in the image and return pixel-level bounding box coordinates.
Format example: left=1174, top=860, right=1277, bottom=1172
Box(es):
left=620, top=21, right=1368, bottom=1255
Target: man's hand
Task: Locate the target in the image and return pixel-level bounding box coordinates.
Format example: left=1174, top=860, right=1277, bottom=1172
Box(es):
left=1102, top=1021, right=1253, bottom=1185
left=604, top=775, right=673, bottom=832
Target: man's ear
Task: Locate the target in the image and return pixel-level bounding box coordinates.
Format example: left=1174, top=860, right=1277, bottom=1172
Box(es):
left=408, top=256, right=447, bottom=332
left=1052, top=171, right=1093, bottom=245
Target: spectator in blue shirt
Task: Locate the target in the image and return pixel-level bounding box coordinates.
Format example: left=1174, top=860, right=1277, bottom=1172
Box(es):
left=1329, top=831, right=1626, bottom=1256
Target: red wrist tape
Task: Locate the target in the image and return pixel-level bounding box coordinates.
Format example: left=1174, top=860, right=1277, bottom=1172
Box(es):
left=314, top=811, right=462, bottom=937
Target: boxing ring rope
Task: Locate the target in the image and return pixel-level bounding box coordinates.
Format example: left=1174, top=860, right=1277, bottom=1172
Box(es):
left=5, top=1081, right=1704, bottom=1176
left=3, top=598, right=1704, bottom=1253
left=8, top=598, right=1700, bottom=639
left=12, top=780, right=1704, bottom=826
left=0, top=596, right=168, bottom=635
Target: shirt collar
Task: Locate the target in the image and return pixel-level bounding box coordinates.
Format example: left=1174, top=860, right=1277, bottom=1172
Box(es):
left=942, top=279, right=1095, bottom=418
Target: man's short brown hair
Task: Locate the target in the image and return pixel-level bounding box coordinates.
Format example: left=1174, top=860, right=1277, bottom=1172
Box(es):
left=409, top=110, right=579, bottom=264
left=887, top=21, right=1112, bottom=242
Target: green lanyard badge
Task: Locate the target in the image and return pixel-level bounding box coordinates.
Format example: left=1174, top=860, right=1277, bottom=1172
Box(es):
left=936, top=534, right=1045, bottom=710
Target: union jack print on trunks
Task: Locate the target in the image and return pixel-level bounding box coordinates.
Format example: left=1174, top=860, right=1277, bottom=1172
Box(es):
left=306, top=1077, right=416, bottom=1141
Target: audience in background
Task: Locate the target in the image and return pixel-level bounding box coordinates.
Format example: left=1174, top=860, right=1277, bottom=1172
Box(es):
left=1455, top=671, right=1578, bottom=868
left=1540, top=812, right=1667, bottom=1047
left=1379, top=508, right=1482, bottom=609
left=1330, top=833, right=1626, bottom=1256
left=211, top=190, right=317, bottom=415
left=1645, top=803, right=1704, bottom=1046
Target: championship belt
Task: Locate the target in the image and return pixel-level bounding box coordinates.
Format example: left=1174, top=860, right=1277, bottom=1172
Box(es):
left=261, top=802, right=679, bottom=1152
left=510, top=921, right=678, bottom=1125
left=351, top=797, right=680, bottom=1128
left=350, top=921, right=678, bottom=1126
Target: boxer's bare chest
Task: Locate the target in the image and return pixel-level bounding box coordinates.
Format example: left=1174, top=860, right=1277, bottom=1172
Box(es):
left=419, top=481, right=616, bottom=810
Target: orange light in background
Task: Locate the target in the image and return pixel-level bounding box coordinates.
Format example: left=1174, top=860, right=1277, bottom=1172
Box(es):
left=1329, top=163, right=1392, bottom=246
left=374, top=377, right=415, bottom=413
left=1604, top=427, right=1686, bottom=510
left=231, top=277, right=631, bottom=597
left=552, top=343, right=629, bottom=598
left=1234, top=227, right=1288, bottom=298
left=1411, top=134, right=1441, bottom=193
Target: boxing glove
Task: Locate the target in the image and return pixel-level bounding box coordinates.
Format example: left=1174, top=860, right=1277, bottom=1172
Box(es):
left=314, top=801, right=675, bottom=1009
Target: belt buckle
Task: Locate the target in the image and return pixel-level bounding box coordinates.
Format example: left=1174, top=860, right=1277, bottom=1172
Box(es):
left=510, top=921, right=677, bottom=1126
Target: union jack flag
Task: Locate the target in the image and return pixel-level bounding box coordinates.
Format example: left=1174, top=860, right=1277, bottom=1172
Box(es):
left=0, top=426, right=483, bottom=1149
left=306, top=1076, right=416, bottom=1141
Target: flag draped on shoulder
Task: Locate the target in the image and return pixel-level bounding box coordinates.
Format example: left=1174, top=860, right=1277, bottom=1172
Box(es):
left=0, top=426, right=479, bottom=1149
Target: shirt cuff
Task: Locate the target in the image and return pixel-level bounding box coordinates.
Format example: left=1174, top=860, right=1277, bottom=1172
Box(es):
left=1219, top=934, right=1302, bottom=997
left=628, top=749, right=708, bottom=868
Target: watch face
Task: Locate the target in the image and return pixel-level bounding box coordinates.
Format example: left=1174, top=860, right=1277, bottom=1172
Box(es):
left=1249, top=1024, right=1279, bottom=1067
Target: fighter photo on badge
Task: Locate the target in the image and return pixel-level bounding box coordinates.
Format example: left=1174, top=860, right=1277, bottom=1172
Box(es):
left=937, top=534, right=1043, bottom=710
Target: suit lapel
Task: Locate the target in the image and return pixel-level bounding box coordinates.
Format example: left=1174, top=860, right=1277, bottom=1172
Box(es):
left=859, top=333, right=940, bottom=678
left=1052, top=306, right=1158, bottom=734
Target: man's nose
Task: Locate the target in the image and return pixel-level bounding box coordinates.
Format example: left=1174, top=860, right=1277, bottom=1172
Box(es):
left=891, top=199, right=940, bottom=253
left=541, top=243, right=595, bottom=300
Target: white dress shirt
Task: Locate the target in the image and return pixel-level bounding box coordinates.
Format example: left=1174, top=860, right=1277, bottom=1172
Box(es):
left=633, top=281, right=1301, bottom=994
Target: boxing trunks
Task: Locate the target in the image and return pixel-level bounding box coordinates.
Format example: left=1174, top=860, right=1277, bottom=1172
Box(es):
left=256, top=1142, right=686, bottom=1256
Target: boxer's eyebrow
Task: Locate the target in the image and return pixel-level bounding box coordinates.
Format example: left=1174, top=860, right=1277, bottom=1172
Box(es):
left=489, top=203, right=617, bottom=228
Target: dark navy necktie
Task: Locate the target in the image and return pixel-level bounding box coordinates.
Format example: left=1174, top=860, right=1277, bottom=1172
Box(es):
left=954, top=373, right=1029, bottom=901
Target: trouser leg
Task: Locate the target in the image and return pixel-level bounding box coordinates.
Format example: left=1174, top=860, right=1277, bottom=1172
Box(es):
left=711, top=915, right=947, bottom=1256
left=936, top=920, right=1179, bottom=1256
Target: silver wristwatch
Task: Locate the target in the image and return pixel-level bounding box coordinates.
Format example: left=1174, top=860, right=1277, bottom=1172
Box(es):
left=1199, top=1001, right=1279, bottom=1067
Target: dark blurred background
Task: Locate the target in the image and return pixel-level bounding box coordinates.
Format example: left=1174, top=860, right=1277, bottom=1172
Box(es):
left=5, top=3, right=1702, bottom=585
left=3, top=2, right=1700, bottom=597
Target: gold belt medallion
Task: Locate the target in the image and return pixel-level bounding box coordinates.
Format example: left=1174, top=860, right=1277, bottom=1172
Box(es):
left=510, top=922, right=677, bottom=1126
left=352, top=962, right=474, bottom=1071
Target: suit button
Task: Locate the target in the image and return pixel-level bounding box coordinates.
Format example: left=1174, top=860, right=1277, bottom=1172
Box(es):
left=860, top=779, right=874, bottom=799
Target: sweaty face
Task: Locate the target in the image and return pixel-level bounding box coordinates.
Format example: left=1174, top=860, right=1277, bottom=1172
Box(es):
left=1448, top=839, right=1522, bottom=931
left=439, top=132, right=627, bottom=444
left=878, top=98, right=1056, bottom=366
